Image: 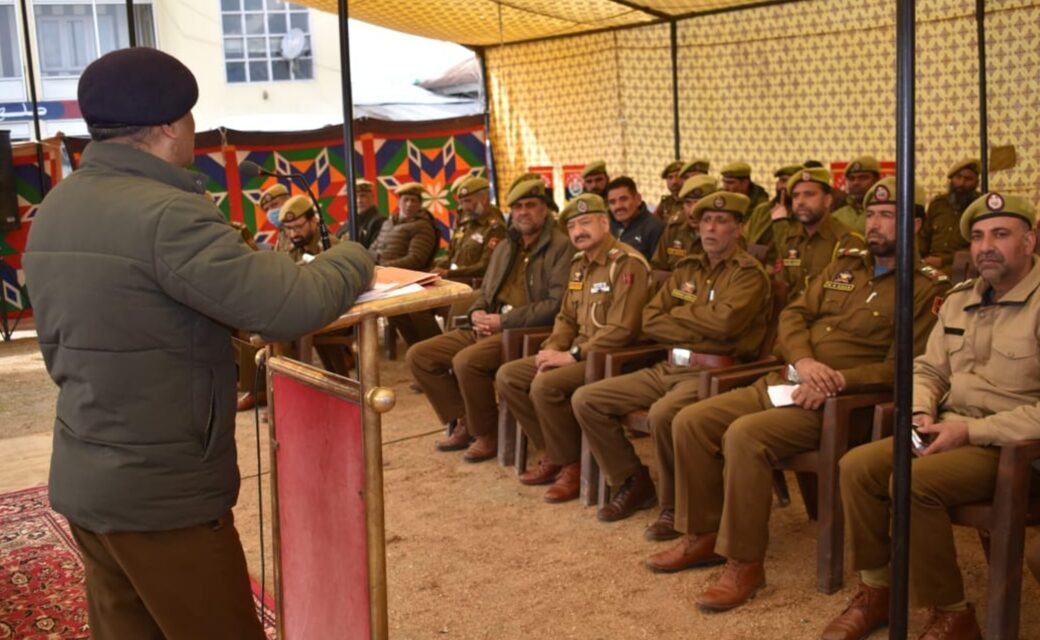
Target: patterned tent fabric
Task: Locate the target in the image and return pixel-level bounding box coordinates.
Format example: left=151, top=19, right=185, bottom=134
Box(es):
left=484, top=0, right=1040, bottom=208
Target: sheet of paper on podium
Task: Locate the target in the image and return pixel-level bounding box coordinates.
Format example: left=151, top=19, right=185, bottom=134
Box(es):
left=354, top=266, right=441, bottom=304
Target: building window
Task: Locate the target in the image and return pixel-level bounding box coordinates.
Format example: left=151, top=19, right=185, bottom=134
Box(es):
left=0, top=4, right=21, bottom=79
left=220, top=0, right=313, bottom=83
left=33, top=1, right=156, bottom=78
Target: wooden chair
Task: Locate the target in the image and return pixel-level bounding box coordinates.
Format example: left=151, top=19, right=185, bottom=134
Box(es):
left=497, top=326, right=552, bottom=467
left=950, top=250, right=976, bottom=284
left=873, top=404, right=1040, bottom=638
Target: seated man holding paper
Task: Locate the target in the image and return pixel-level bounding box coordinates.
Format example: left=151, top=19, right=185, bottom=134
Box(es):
left=651, top=178, right=950, bottom=612
left=406, top=178, right=572, bottom=463
left=572, top=191, right=770, bottom=534
left=820, top=192, right=1040, bottom=640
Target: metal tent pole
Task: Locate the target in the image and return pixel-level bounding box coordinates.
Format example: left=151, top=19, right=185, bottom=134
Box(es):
left=975, top=0, right=988, bottom=191
left=890, top=0, right=917, bottom=637
left=338, top=1, right=359, bottom=242
left=125, top=0, right=137, bottom=47
left=477, top=48, right=499, bottom=201
left=17, top=0, right=47, bottom=200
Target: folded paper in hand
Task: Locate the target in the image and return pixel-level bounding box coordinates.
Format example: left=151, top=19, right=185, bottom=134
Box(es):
left=767, top=384, right=798, bottom=408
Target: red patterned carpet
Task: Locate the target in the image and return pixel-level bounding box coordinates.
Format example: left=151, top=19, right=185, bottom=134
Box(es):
left=0, top=486, right=275, bottom=639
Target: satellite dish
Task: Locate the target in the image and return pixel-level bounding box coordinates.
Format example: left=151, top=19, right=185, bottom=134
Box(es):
left=281, top=28, right=306, bottom=60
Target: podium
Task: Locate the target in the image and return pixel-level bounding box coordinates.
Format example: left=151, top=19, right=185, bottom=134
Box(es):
left=263, top=279, right=473, bottom=639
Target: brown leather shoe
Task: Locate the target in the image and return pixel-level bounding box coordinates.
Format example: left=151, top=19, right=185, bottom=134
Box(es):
left=543, top=463, right=580, bottom=503
left=434, top=419, right=471, bottom=452
left=237, top=392, right=266, bottom=412
left=916, top=604, right=981, bottom=640
left=644, top=509, right=682, bottom=542
left=645, top=533, right=725, bottom=573
left=597, top=465, right=656, bottom=522
left=519, top=457, right=562, bottom=485
left=694, top=559, right=766, bottom=611
left=463, top=434, right=497, bottom=463
left=820, top=582, right=890, bottom=640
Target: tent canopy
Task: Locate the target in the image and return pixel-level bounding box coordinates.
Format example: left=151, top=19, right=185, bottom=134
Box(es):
left=300, top=0, right=779, bottom=45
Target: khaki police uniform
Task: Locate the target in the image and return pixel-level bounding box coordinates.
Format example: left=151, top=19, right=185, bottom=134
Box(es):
left=435, top=207, right=507, bottom=278
left=656, top=194, right=683, bottom=223
left=669, top=248, right=950, bottom=562
left=921, top=191, right=980, bottom=269
left=842, top=194, right=1040, bottom=608
left=651, top=217, right=702, bottom=271
left=406, top=184, right=573, bottom=438
left=496, top=237, right=651, bottom=463
left=831, top=193, right=867, bottom=235
left=572, top=247, right=770, bottom=504
left=777, top=215, right=863, bottom=299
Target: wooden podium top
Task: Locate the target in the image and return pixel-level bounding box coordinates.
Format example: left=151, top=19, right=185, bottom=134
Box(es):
left=316, top=279, right=473, bottom=334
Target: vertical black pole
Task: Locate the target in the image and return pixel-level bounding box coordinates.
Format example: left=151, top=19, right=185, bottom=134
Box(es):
left=17, top=0, right=47, bottom=198
left=337, top=0, right=358, bottom=242
left=670, top=20, right=681, bottom=160
left=477, top=48, right=499, bottom=202
left=125, top=0, right=137, bottom=47
left=890, top=1, right=916, bottom=638
left=975, top=0, right=988, bottom=191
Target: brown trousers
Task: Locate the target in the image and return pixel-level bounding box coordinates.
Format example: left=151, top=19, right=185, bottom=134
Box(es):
left=406, top=330, right=504, bottom=436
left=496, top=356, right=587, bottom=463
left=671, top=377, right=825, bottom=562
left=841, top=435, right=1000, bottom=607
left=69, top=511, right=265, bottom=640
left=571, top=362, right=702, bottom=508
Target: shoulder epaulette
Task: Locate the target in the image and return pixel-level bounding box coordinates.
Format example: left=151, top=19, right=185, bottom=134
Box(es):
left=837, top=247, right=868, bottom=258
left=947, top=278, right=974, bottom=294
left=571, top=250, right=585, bottom=262
left=918, top=264, right=950, bottom=282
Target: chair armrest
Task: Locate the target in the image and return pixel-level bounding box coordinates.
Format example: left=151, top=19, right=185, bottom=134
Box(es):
left=600, top=345, right=669, bottom=378
left=701, top=359, right=783, bottom=397
left=819, top=391, right=892, bottom=460
left=522, top=331, right=553, bottom=357
left=872, top=402, right=895, bottom=441
left=501, top=326, right=553, bottom=361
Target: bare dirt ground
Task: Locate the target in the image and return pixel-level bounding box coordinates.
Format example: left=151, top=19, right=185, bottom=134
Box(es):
left=3, top=334, right=1039, bottom=638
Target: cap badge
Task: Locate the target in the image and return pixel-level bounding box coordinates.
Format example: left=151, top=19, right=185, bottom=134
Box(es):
left=801, top=171, right=812, bottom=182
left=576, top=199, right=589, bottom=213
left=459, top=188, right=469, bottom=196
left=849, top=162, right=861, bottom=173
left=874, top=185, right=890, bottom=202
left=986, top=193, right=1004, bottom=211
left=713, top=196, right=726, bottom=208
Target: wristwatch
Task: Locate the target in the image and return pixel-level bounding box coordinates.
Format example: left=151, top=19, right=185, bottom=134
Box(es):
left=568, top=345, right=582, bottom=361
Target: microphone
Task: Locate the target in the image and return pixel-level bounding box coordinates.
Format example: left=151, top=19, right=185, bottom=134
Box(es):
left=238, top=160, right=331, bottom=251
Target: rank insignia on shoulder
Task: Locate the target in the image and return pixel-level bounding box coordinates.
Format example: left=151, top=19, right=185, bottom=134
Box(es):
left=838, top=247, right=866, bottom=257
left=608, top=248, right=622, bottom=259
left=920, top=265, right=949, bottom=281
left=823, top=269, right=856, bottom=292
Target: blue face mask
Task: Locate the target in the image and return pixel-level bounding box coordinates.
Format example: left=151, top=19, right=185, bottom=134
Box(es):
left=266, top=208, right=281, bottom=227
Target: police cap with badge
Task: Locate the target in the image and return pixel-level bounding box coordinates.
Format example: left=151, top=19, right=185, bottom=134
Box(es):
left=960, top=192, right=1037, bottom=241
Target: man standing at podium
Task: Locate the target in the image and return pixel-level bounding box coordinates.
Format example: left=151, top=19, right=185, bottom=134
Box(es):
left=23, top=48, right=374, bottom=640
left=406, top=178, right=572, bottom=462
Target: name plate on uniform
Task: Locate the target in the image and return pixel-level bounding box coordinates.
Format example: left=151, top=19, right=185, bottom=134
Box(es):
left=666, top=247, right=687, bottom=257
left=822, top=281, right=855, bottom=292
left=782, top=258, right=801, bottom=267
left=671, top=289, right=697, bottom=303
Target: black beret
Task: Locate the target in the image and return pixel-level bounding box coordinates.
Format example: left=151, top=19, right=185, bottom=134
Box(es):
left=78, top=48, right=199, bottom=127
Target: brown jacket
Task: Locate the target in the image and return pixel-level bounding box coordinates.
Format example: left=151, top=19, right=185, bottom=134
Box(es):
left=543, top=239, right=651, bottom=356
left=776, top=248, right=950, bottom=392
left=651, top=211, right=702, bottom=271
left=643, top=248, right=771, bottom=359
left=368, top=209, right=438, bottom=270
left=914, top=258, right=1040, bottom=444
left=468, top=221, right=573, bottom=329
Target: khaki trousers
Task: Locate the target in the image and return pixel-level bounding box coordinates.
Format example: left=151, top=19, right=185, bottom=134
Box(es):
left=571, top=361, right=702, bottom=508
left=841, top=435, right=1000, bottom=607
left=496, top=356, right=587, bottom=463
left=671, top=377, right=825, bottom=562
left=69, top=511, right=265, bottom=640
left=406, top=330, right=504, bottom=436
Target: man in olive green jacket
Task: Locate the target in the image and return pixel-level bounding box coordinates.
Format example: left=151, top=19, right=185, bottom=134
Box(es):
left=23, top=49, right=374, bottom=640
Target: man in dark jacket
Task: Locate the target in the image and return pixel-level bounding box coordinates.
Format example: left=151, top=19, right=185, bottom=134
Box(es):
left=23, top=48, right=374, bottom=640
left=606, top=176, right=663, bottom=261
left=335, top=178, right=385, bottom=248
left=406, top=178, right=573, bottom=462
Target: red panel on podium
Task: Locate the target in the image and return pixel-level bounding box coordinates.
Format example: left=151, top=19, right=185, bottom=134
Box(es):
left=271, top=373, right=370, bottom=639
